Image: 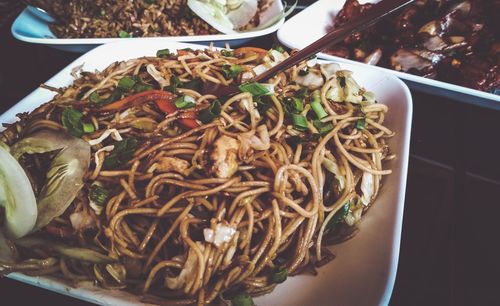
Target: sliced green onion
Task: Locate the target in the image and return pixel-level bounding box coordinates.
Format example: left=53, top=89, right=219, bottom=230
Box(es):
left=310, top=90, right=328, bottom=119
left=356, top=118, right=366, bottom=130
left=165, top=75, right=181, bottom=93
left=103, top=138, right=138, bottom=170
left=182, top=78, right=202, bottom=92
left=118, top=30, right=132, bottom=38
left=255, top=96, right=272, bottom=114
left=308, top=54, right=317, bottom=60
left=222, top=64, right=242, bottom=79
left=295, top=87, right=309, bottom=99
left=61, top=108, right=89, bottom=137
left=270, top=267, right=288, bottom=284
left=313, top=120, right=334, bottom=135
left=174, top=95, right=196, bottom=109
left=272, top=43, right=285, bottom=53
left=82, top=123, right=95, bottom=133
left=89, top=184, right=109, bottom=206
left=284, top=97, right=303, bottom=114
left=199, top=100, right=221, bottom=124
left=133, top=83, right=153, bottom=93
left=117, top=76, right=136, bottom=90
left=325, top=203, right=350, bottom=232
left=220, top=49, right=234, bottom=57
left=156, top=48, right=171, bottom=58
left=89, top=91, right=101, bottom=103
left=99, top=9, right=106, bottom=16
left=231, top=293, right=255, bottom=306
left=239, top=82, right=273, bottom=97
left=292, top=114, right=308, bottom=131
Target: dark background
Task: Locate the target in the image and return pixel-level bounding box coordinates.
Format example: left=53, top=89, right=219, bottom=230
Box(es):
left=1, top=1, right=500, bottom=305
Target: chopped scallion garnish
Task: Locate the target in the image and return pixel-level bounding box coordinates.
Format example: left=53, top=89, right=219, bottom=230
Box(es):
left=310, top=90, right=328, bottom=119
left=156, top=48, right=171, bottom=58
left=89, top=184, right=109, bottom=206
left=222, top=64, right=242, bottom=79
left=118, top=30, right=132, bottom=38
left=292, top=114, right=308, bottom=131
left=239, top=82, right=273, bottom=97
left=89, top=91, right=101, bottom=103
left=199, top=100, right=221, bottom=124
left=82, top=123, right=95, bottom=133
left=174, top=95, right=196, bottom=109
left=313, top=120, right=334, bottom=135
left=356, top=118, right=366, bottom=130
left=270, top=267, right=288, bottom=284
left=231, top=293, right=255, bottom=306
left=220, top=49, right=234, bottom=57
left=117, top=76, right=136, bottom=90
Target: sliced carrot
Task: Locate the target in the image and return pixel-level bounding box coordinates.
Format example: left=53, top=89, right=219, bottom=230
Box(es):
left=155, top=99, right=199, bottom=129
left=98, top=90, right=175, bottom=112
left=97, top=90, right=199, bottom=129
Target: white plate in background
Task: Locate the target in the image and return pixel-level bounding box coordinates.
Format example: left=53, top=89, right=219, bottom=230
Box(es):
left=1, top=40, right=412, bottom=306
left=277, top=0, right=500, bottom=109
left=11, top=2, right=285, bottom=53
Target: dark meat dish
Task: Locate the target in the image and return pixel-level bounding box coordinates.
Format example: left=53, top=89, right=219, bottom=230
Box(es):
left=325, top=0, right=500, bottom=94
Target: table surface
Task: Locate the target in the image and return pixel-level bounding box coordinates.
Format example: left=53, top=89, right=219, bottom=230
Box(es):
left=1, top=2, right=500, bottom=306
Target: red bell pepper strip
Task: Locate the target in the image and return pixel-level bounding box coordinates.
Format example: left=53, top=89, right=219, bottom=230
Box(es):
left=98, top=89, right=199, bottom=129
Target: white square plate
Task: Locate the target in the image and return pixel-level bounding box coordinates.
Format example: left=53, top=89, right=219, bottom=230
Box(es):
left=277, top=0, right=500, bottom=109
left=2, top=40, right=412, bottom=306
left=11, top=3, right=284, bottom=53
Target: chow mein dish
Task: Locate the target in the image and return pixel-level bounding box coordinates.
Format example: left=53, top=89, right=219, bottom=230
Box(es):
left=26, top=0, right=281, bottom=38
left=0, top=45, right=395, bottom=305
left=326, top=0, right=499, bottom=94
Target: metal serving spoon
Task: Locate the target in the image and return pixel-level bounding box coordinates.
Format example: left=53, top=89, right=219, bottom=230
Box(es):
left=204, top=0, right=415, bottom=96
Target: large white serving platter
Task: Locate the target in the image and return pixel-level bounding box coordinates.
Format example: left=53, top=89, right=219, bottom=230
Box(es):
left=1, top=40, right=412, bottom=306
left=277, top=0, right=500, bottom=109
left=11, top=3, right=285, bottom=53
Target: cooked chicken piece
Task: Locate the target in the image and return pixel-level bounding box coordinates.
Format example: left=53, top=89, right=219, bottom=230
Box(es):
left=211, top=135, right=239, bottom=178
left=154, top=157, right=191, bottom=176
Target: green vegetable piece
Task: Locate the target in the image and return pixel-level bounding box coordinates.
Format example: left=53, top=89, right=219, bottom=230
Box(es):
left=255, top=95, right=272, bottom=114
left=270, top=267, right=288, bottom=284
left=82, top=123, right=95, bottom=133
left=222, top=64, right=242, bottom=79
left=156, top=48, right=171, bottom=58
left=356, top=118, right=366, bottom=130
left=313, top=120, right=334, bottom=135
left=283, top=96, right=304, bottom=114
left=325, top=203, right=350, bottom=232
left=239, top=82, right=272, bottom=97
left=199, top=100, right=221, bottom=124
left=165, top=75, right=182, bottom=93
left=99, top=8, right=106, bottom=16
left=231, top=293, right=255, bottom=306
left=310, top=90, right=328, bottom=119
left=272, top=43, right=285, bottom=53
left=174, top=95, right=196, bottom=109
left=118, top=30, right=132, bottom=38
left=118, top=76, right=137, bottom=91
left=89, top=184, right=109, bottom=206
left=220, top=49, right=234, bottom=57
left=62, top=108, right=85, bottom=137
left=182, top=78, right=202, bottom=92
left=103, top=138, right=139, bottom=169
left=292, top=114, right=308, bottom=131
left=89, top=91, right=101, bottom=103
